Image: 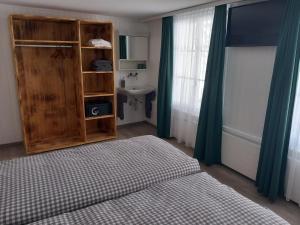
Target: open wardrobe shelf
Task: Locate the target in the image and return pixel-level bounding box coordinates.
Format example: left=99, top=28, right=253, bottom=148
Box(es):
left=10, top=14, right=117, bottom=154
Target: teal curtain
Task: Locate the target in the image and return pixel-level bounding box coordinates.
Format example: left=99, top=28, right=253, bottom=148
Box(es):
left=256, top=0, right=300, bottom=201
left=193, top=5, right=227, bottom=165
left=119, top=35, right=127, bottom=59
left=157, top=16, right=173, bottom=138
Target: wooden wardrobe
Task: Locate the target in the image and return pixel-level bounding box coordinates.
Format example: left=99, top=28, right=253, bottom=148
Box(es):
left=10, top=15, right=117, bottom=154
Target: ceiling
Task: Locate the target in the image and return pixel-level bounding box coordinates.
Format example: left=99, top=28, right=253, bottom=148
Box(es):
left=0, top=0, right=219, bottom=20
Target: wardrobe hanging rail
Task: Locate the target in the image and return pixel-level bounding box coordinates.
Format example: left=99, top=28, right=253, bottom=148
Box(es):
left=15, top=44, right=74, bottom=48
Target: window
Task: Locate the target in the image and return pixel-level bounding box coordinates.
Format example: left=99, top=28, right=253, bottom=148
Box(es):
left=285, top=61, right=300, bottom=204
left=172, top=8, right=214, bottom=116
left=289, top=62, right=300, bottom=155
left=170, top=7, right=214, bottom=147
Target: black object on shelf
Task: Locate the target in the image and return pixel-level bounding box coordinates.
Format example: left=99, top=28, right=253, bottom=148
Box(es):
left=90, top=59, right=113, bottom=71
left=85, top=101, right=112, bottom=117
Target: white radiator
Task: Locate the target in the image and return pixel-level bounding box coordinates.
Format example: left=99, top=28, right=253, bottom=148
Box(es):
left=221, top=127, right=260, bottom=180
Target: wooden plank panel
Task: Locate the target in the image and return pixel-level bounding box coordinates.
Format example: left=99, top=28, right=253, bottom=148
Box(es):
left=83, top=71, right=113, bottom=74
left=15, top=40, right=79, bottom=45
left=76, top=21, right=87, bottom=141
left=85, top=115, right=114, bottom=121
left=12, top=18, right=78, bottom=41
left=10, top=15, right=116, bottom=153
left=11, top=14, right=77, bottom=22
left=84, top=92, right=114, bottom=98
left=81, top=48, right=113, bottom=71
left=84, top=73, right=114, bottom=93
left=15, top=47, right=82, bottom=145
left=80, top=23, right=112, bottom=46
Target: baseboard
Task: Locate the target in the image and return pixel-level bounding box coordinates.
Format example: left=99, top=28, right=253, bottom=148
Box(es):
left=143, top=120, right=157, bottom=128
left=0, top=141, right=23, bottom=149
left=117, top=120, right=157, bottom=128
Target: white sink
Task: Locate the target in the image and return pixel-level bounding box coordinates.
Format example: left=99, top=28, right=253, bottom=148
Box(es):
left=118, top=86, right=155, bottom=96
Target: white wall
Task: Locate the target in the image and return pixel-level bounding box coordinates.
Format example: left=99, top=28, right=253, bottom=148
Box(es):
left=145, top=19, right=162, bottom=126
left=222, top=47, right=276, bottom=179
left=146, top=19, right=277, bottom=180
left=117, top=70, right=149, bottom=126
left=0, top=3, right=149, bottom=145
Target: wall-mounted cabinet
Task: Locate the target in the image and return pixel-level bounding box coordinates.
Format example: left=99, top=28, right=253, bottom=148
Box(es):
left=10, top=15, right=116, bottom=154
left=118, top=35, right=148, bottom=71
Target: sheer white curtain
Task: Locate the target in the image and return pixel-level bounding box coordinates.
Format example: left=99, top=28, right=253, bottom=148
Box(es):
left=285, top=62, right=300, bottom=206
left=171, top=7, right=214, bottom=148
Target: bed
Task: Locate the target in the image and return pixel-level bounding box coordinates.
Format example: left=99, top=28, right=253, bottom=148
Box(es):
left=0, top=135, right=290, bottom=225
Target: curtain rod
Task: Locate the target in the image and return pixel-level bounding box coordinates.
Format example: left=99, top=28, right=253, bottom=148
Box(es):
left=142, top=0, right=267, bottom=22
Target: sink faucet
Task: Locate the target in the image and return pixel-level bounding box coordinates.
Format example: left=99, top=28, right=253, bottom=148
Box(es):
left=127, top=72, right=138, bottom=78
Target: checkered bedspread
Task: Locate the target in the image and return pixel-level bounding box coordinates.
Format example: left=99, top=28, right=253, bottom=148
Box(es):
left=29, top=172, right=289, bottom=225
left=0, top=135, right=200, bottom=225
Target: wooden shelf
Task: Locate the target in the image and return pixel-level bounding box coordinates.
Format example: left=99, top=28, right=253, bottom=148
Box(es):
left=81, top=46, right=112, bottom=49
left=119, top=69, right=147, bottom=71
left=119, top=59, right=147, bottom=61
left=12, top=15, right=78, bottom=45
left=15, top=40, right=79, bottom=44
left=85, top=114, right=114, bottom=121
left=10, top=14, right=116, bottom=154
left=86, top=132, right=116, bottom=143
left=82, top=71, right=113, bottom=74
left=28, top=136, right=83, bottom=154
left=84, top=92, right=114, bottom=98
left=81, top=20, right=116, bottom=145
left=80, top=19, right=114, bottom=25
left=12, top=14, right=77, bottom=22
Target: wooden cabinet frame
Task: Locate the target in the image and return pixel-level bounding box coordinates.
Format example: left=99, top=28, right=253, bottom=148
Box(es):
left=10, top=15, right=117, bottom=154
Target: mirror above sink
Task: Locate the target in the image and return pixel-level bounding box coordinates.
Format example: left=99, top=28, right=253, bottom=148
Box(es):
left=118, top=34, right=148, bottom=71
